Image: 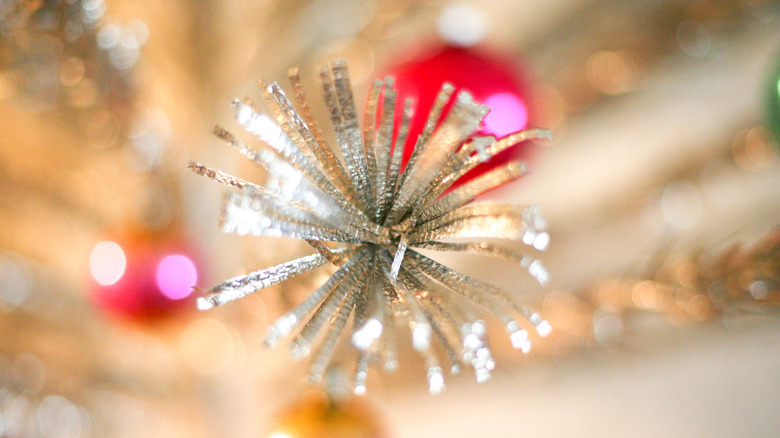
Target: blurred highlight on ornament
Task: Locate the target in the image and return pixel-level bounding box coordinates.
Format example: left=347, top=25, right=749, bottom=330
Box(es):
left=155, top=255, right=198, bottom=300
left=89, top=241, right=126, bottom=287
left=482, top=92, right=529, bottom=137
left=436, top=2, right=487, bottom=48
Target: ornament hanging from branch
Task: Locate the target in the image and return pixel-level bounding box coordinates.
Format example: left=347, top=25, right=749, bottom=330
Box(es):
left=190, top=60, right=552, bottom=395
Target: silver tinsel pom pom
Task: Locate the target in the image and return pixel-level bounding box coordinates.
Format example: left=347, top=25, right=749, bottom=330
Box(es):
left=190, top=60, right=553, bottom=394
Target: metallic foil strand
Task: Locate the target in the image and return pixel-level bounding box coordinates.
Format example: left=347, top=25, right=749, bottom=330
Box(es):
left=394, top=83, right=455, bottom=199
left=232, top=98, right=381, bottom=234
left=419, top=298, right=464, bottom=376
left=414, top=241, right=549, bottom=285
left=320, top=61, right=374, bottom=212
left=259, top=80, right=321, bottom=174
left=264, top=250, right=367, bottom=347
left=220, top=190, right=366, bottom=243
left=382, top=97, right=413, bottom=221
left=287, top=67, right=360, bottom=206
left=418, top=160, right=527, bottom=224
left=305, top=240, right=347, bottom=266
left=306, top=285, right=358, bottom=383
left=385, top=90, right=488, bottom=225
left=380, top=275, right=399, bottom=371
left=198, top=253, right=329, bottom=310
left=409, top=252, right=549, bottom=342
left=383, top=258, right=432, bottom=352
left=351, top=259, right=384, bottom=351
left=404, top=252, right=519, bottom=334
left=362, top=79, right=382, bottom=218
left=404, top=136, right=492, bottom=225
left=291, top=261, right=364, bottom=358
left=373, top=79, right=396, bottom=221
left=188, top=161, right=262, bottom=193
left=429, top=129, right=551, bottom=202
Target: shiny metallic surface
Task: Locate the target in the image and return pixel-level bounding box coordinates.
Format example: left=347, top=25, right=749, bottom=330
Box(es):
left=192, top=61, right=551, bottom=394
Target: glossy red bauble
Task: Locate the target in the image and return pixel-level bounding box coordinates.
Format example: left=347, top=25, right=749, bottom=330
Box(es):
left=386, top=45, right=534, bottom=183
left=88, top=229, right=202, bottom=321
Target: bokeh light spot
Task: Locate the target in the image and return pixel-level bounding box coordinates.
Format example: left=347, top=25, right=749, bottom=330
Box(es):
left=483, top=92, right=528, bottom=138
left=155, top=254, right=197, bottom=300
left=89, top=241, right=126, bottom=286
left=437, top=3, right=487, bottom=47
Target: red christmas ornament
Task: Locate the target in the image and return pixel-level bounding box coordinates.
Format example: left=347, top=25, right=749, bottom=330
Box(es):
left=88, top=228, right=202, bottom=321
left=386, top=45, right=535, bottom=183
